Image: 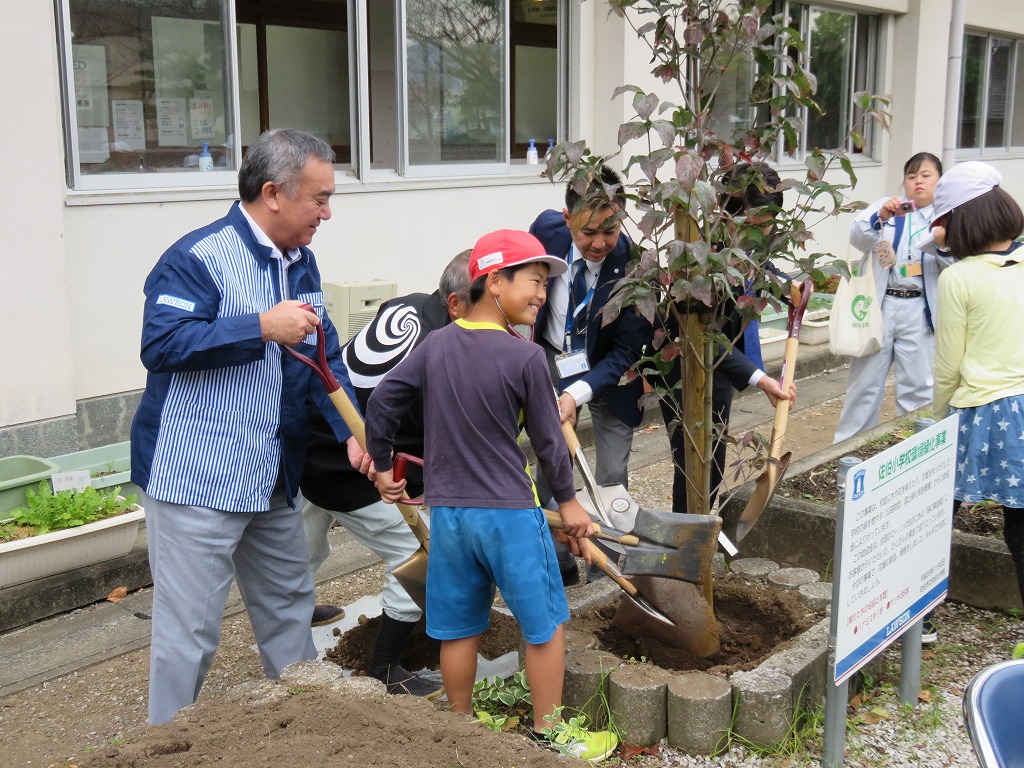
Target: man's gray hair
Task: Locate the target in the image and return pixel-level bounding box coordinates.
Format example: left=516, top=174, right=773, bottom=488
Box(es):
left=438, top=249, right=473, bottom=306
left=238, top=128, right=335, bottom=202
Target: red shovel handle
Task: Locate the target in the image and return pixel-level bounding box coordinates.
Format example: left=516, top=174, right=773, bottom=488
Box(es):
left=277, top=302, right=341, bottom=393
left=393, top=452, right=425, bottom=505
left=786, top=279, right=814, bottom=340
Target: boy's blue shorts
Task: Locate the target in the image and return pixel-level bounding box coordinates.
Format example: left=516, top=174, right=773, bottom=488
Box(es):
left=425, top=506, right=570, bottom=645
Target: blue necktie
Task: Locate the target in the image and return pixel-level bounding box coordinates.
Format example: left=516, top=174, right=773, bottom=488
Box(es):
left=571, top=260, right=589, bottom=311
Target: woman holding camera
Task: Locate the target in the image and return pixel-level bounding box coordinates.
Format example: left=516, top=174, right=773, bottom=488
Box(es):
left=834, top=151, right=953, bottom=445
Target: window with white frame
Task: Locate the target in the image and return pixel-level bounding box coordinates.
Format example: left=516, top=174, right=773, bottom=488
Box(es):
left=58, top=0, right=563, bottom=190
left=958, top=31, right=1024, bottom=153
left=707, top=2, right=878, bottom=160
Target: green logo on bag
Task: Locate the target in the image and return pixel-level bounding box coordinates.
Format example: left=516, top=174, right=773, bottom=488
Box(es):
left=851, top=295, right=873, bottom=322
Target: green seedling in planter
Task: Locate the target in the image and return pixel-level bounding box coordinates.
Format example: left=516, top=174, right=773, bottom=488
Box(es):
left=1, top=482, right=137, bottom=541
left=472, top=669, right=532, bottom=732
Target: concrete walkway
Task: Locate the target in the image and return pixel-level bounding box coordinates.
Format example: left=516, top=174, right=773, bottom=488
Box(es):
left=0, top=345, right=857, bottom=698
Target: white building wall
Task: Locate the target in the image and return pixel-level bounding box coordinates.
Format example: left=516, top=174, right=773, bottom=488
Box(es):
left=0, top=2, right=77, bottom=428
left=7, top=0, right=1024, bottom=442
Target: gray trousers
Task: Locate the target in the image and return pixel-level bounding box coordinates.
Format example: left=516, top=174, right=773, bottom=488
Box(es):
left=145, top=492, right=316, bottom=725
left=303, top=499, right=422, bottom=623
left=834, top=294, right=934, bottom=443
left=535, top=397, right=636, bottom=570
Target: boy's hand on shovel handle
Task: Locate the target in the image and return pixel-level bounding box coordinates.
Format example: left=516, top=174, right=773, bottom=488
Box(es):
left=555, top=497, right=595, bottom=562
left=374, top=468, right=407, bottom=504
left=346, top=436, right=372, bottom=474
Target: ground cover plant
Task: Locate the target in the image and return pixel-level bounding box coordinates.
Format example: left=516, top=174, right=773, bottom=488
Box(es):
left=0, top=482, right=137, bottom=543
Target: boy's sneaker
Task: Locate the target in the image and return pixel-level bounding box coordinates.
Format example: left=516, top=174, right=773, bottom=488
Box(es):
left=921, top=612, right=938, bottom=644
left=533, top=723, right=618, bottom=763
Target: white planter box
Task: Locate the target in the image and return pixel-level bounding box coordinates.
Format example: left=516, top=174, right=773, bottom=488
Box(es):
left=0, top=506, right=144, bottom=588
left=759, top=327, right=788, bottom=364
left=799, top=316, right=831, bottom=346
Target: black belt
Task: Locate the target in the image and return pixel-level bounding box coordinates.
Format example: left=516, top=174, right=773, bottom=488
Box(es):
left=885, top=288, right=922, bottom=298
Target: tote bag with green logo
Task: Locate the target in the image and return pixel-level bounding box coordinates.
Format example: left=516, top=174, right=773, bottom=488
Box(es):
left=829, top=253, right=883, bottom=357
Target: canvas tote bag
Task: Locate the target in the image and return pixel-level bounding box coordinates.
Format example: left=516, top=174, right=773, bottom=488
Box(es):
left=829, top=248, right=883, bottom=357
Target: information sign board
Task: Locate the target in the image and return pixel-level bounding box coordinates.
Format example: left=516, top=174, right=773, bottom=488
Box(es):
left=834, top=415, right=958, bottom=683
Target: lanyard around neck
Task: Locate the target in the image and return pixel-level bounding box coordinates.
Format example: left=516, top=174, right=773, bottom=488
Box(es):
left=563, top=249, right=596, bottom=350
left=907, top=210, right=932, bottom=244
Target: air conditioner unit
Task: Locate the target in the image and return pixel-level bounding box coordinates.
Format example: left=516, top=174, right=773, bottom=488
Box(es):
left=322, top=280, right=398, bottom=340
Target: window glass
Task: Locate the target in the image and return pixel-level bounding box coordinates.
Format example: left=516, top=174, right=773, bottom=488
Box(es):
left=706, top=3, right=876, bottom=159
left=66, top=0, right=234, bottom=176
left=985, top=38, right=1012, bottom=148
left=237, top=25, right=350, bottom=162
left=959, top=34, right=987, bottom=149
left=513, top=46, right=557, bottom=146
left=806, top=8, right=854, bottom=151
left=404, top=0, right=506, bottom=165
left=703, top=37, right=757, bottom=143
left=1012, top=41, right=1024, bottom=148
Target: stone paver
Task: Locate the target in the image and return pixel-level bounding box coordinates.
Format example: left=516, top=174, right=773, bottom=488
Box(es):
left=730, top=557, right=780, bottom=579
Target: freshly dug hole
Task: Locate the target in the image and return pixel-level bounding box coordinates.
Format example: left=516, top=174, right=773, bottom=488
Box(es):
left=327, top=575, right=820, bottom=678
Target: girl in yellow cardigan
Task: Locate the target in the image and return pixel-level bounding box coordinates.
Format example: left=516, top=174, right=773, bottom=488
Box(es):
left=930, top=161, right=1024, bottom=608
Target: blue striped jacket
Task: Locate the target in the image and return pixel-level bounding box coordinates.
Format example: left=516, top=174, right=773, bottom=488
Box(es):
left=130, top=202, right=355, bottom=512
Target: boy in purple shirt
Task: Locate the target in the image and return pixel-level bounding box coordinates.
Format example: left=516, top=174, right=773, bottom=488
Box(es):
left=366, top=230, right=617, bottom=761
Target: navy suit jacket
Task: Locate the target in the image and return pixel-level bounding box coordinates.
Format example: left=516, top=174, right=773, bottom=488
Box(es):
left=530, top=209, right=652, bottom=428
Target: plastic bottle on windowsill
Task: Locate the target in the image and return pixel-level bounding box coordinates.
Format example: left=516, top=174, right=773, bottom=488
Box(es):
left=545, top=139, right=555, bottom=164
left=526, top=138, right=539, bottom=165
left=199, top=142, right=214, bottom=172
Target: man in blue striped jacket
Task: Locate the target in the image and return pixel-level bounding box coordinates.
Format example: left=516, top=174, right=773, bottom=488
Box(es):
left=130, top=128, right=363, bottom=725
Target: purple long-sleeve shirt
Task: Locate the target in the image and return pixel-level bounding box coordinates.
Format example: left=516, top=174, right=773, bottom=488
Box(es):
left=365, top=319, right=576, bottom=509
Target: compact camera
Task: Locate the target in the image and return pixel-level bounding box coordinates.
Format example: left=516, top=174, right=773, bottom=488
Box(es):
left=897, top=200, right=916, bottom=213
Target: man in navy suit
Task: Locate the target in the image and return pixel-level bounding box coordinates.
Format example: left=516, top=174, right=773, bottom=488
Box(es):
left=530, top=166, right=651, bottom=581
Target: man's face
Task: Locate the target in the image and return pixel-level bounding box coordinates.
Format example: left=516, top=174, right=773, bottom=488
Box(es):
left=563, top=204, right=622, bottom=262
left=268, top=157, right=335, bottom=251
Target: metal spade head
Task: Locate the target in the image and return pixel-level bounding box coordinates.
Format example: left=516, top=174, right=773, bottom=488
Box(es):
left=735, top=450, right=792, bottom=542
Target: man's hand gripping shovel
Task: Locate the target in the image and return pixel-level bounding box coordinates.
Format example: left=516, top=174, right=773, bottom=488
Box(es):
left=279, top=307, right=429, bottom=613
left=734, top=279, right=813, bottom=543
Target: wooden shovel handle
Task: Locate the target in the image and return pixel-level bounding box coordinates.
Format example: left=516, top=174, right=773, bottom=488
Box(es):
left=561, top=420, right=582, bottom=456
left=768, top=280, right=813, bottom=461
left=326, top=388, right=430, bottom=551
left=542, top=508, right=640, bottom=547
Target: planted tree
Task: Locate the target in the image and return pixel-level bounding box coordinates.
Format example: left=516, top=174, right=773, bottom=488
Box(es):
left=544, top=0, right=890, bottom=644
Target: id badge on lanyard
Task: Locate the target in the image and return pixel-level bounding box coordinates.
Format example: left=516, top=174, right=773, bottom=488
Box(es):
left=555, top=250, right=592, bottom=378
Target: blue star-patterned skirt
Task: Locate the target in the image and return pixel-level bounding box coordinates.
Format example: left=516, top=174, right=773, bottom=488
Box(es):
left=953, top=394, right=1024, bottom=507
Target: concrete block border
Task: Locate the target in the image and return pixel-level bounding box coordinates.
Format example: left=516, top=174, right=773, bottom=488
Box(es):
left=552, top=563, right=831, bottom=753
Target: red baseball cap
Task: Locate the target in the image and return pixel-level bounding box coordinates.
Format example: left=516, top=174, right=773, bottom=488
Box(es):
left=469, top=229, right=567, bottom=282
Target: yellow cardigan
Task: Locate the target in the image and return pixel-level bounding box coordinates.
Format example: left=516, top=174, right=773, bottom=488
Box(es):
left=933, top=248, right=1024, bottom=417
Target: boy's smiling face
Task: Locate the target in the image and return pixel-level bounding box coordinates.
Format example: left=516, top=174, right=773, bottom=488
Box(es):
left=492, top=263, right=550, bottom=326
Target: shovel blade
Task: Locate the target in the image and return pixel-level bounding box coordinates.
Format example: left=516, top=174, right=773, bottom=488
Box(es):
left=392, top=548, right=429, bottom=613
left=619, top=542, right=713, bottom=583
left=735, top=451, right=792, bottom=543
left=612, top=575, right=720, bottom=657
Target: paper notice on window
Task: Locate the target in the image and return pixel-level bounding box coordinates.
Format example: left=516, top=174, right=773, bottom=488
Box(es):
left=157, top=97, right=187, bottom=146
left=72, top=44, right=110, bottom=128
left=78, top=126, right=110, bottom=164
left=113, top=100, right=146, bottom=150
left=189, top=97, right=216, bottom=141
